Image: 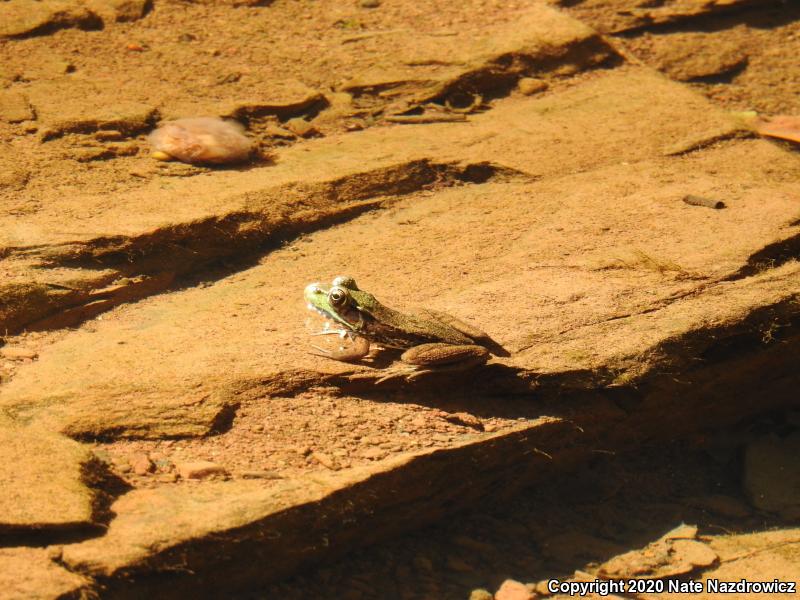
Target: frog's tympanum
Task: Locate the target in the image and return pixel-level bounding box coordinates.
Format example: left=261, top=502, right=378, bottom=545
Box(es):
left=304, top=276, right=507, bottom=380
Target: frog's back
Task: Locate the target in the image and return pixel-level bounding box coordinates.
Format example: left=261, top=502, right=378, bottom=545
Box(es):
left=362, top=305, right=474, bottom=348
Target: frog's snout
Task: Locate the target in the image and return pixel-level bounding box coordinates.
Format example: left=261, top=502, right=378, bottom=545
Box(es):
left=304, top=282, right=326, bottom=307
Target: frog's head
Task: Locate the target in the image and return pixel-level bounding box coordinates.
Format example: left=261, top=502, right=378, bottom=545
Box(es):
left=304, top=276, right=371, bottom=331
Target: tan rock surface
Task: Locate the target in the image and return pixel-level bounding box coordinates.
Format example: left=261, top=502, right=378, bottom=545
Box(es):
left=1, top=0, right=799, bottom=597
left=0, top=547, right=91, bottom=600
left=86, top=0, right=151, bottom=23
left=0, top=419, right=96, bottom=530
left=562, top=0, right=762, bottom=34
left=0, top=4, right=617, bottom=335
left=61, top=419, right=571, bottom=584
left=643, top=529, right=800, bottom=599
left=638, top=32, right=749, bottom=82
left=2, top=150, right=798, bottom=439
left=342, top=4, right=608, bottom=101
left=176, top=460, right=228, bottom=480
left=0, top=91, right=34, bottom=123
left=598, top=523, right=718, bottom=579
left=5, top=67, right=785, bottom=440
left=0, top=0, right=100, bottom=39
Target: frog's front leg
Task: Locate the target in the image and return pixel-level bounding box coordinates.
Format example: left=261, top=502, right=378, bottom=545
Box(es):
left=310, top=335, right=371, bottom=362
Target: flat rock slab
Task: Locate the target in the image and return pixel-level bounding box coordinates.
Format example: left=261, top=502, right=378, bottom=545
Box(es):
left=0, top=0, right=101, bottom=39
left=1, top=138, right=798, bottom=438
left=36, top=99, right=158, bottom=140
left=639, top=31, right=749, bottom=81
left=1, top=67, right=737, bottom=248
left=46, top=261, right=800, bottom=594
left=0, top=2, right=607, bottom=215
left=0, top=67, right=743, bottom=334
left=0, top=61, right=798, bottom=597
left=1, top=4, right=799, bottom=597
left=546, top=528, right=800, bottom=600
left=0, top=547, right=90, bottom=600
left=166, top=79, right=326, bottom=121
left=691, top=529, right=800, bottom=597
left=0, top=91, right=34, bottom=123
left=339, top=3, right=608, bottom=101
left=61, top=418, right=576, bottom=590
left=0, top=0, right=148, bottom=41
left=561, top=0, right=763, bottom=34
left=0, top=419, right=96, bottom=531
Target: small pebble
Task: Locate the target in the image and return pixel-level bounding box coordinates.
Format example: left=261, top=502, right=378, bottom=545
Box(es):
left=130, top=453, right=154, bottom=475
left=0, top=347, right=37, bottom=360
left=495, top=579, right=535, bottom=600
left=360, top=447, right=387, bottom=460
left=94, top=130, right=124, bottom=141
left=360, top=0, right=380, bottom=6
left=262, top=123, right=295, bottom=139
left=312, top=452, right=340, bottom=470
left=443, top=411, right=484, bottom=431
left=284, top=117, right=319, bottom=138
left=517, top=77, right=548, bottom=96
left=176, top=460, right=228, bottom=480
left=241, top=470, right=283, bottom=480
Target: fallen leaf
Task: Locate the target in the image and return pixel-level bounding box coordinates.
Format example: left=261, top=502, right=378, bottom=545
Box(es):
left=755, top=115, right=800, bottom=144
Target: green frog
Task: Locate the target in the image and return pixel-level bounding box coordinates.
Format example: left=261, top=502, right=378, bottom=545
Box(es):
left=304, top=276, right=507, bottom=380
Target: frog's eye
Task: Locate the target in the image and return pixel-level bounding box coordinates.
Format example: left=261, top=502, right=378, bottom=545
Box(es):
left=332, top=276, right=359, bottom=290
left=328, top=286, right=349, bottom=308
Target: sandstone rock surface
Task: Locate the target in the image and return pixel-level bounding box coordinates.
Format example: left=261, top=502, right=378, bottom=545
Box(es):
left=0, top=419, right=97, bottom=531
left=0, top=1, right=798, bottom=597
left=0, top=547, right=90, bottom=600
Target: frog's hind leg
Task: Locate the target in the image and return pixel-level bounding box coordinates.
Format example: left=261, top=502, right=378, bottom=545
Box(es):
left=415, top=309, right=510, bottom=357
left=414, top=309, right=487, bottom=339
left=375, top=343, right=489, bottom=383
left=401, top=343, right=489, bottom=367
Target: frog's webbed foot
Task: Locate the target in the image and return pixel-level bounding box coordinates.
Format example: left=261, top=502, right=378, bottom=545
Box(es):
left=374, top=364, right=420, bottom=384
left=309, top=334, right=371, bottom=363
left=375, top=343, right=490, bottom=384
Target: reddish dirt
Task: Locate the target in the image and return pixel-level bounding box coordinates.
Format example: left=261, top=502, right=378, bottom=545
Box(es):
left=99, top=389, right=517, bottom=487
left=257, top=410, right=800, bottom=600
